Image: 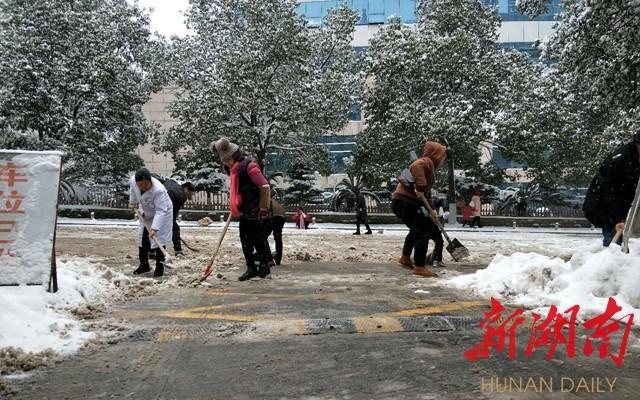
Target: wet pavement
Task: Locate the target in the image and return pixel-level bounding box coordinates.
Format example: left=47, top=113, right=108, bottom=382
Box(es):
left=10, top=262, right=640, bottom=400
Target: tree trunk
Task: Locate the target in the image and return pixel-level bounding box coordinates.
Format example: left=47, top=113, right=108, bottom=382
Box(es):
left=447, top=150, right=457, bottom=224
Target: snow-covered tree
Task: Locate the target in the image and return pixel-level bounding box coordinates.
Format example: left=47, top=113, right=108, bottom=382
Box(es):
left=0, top=0, right=166, bottom=183
left=509, top=0, right=640, bottom=186
left=356, top=0, right=524, bottom=184
left=283, top=161, right=324, bottom=205
left=159, top=0, right=360, bottom=179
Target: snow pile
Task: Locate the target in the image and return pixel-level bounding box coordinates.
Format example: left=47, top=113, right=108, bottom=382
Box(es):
left=0, top=257, right=153, bottom=355
left=444, top=240, right=640, bottom=322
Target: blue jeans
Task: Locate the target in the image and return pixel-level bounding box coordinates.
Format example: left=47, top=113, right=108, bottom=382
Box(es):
left=602, top=227, right=622, bottom=247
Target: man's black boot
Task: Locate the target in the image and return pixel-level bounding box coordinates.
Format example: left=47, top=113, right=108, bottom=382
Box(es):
left=134, top=247, right=151, bottom=274
left=258, top=262, right=271, bottom=278
left=154, top=260, right=164, bottom=277
left=239, top=265, right=259, bottom=281
left=134, top=263, right=151, bottom=274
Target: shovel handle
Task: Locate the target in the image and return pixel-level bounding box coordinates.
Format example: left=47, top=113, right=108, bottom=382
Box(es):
left=135, top=211, right=168, bottom=258
left=609, top=230, right=623, bottom=248
left=418, top=194, right=453, bottom=244
left=201, top=213, right=233, bottom=280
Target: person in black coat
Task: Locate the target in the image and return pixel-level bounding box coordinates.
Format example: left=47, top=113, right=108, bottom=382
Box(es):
left=353, top=192, right=372, bottom=235
left=584, top=131, right=640, bottom=246
left=164, top=179, right=195, bottom=256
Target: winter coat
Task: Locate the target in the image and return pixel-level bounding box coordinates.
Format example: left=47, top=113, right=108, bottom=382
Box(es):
left=470, top=195, right=482, bottom=217
left=584, top=141, right=640, bottom=227
left=228, top=155, right=270, bottom=219
left=393, top=142, right=447, bottom=206
left=292, top=212, right=311, bottom=229
left=462, top=205, right=474, bottom=220
left=129, top=176, right=173, bottom=248
left=355, top=194, right=368, bottom=222
left=270, top=198, right=285, bottom=218
left=164, top=179, right=187, bottom=219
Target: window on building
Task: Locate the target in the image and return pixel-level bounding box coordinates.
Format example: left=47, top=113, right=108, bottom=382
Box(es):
left=296, top=0, right=419, bottom=26
left=349, top=103, right=362, bottom=121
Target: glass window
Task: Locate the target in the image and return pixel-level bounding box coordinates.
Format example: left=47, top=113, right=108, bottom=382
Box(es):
left=351, top=0, right=369, bottom=24
left=349, top=103, right=362, bottom=121
left=398, top=0, right=417, bottom=23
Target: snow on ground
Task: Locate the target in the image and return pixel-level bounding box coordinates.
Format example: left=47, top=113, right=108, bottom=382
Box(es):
left=444, top=238, right=640, bottom=323
left=0, top=257, right=156, bottom=355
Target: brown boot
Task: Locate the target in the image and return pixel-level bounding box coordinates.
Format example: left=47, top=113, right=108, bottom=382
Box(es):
left=398, top=255, right=414, bottom=269
left=413, top=265, right=438, bottom=278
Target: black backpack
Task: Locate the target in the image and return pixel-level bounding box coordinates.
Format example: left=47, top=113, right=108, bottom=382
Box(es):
left=583, top=174, right=607, bottom=227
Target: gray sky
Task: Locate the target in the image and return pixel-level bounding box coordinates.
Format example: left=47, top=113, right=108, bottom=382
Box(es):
left=136, top=0, right=190, bottom=37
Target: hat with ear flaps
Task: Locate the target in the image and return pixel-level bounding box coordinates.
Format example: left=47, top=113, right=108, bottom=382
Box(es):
left=210, top=137, right=240, bottom=162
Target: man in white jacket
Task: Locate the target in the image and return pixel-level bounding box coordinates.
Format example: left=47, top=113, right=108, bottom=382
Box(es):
left=129, top=168, right=173, bottom=276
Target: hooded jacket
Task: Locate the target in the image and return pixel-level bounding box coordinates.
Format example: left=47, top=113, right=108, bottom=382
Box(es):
left=393, top=141, right=447, bottom=206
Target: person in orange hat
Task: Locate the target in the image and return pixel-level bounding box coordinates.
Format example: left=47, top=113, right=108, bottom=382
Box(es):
left=392, top=141, right=447, bottom=277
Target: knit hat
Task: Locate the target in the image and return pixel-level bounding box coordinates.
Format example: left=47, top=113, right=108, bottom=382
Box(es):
left=210, top=137, right=240, bottom=162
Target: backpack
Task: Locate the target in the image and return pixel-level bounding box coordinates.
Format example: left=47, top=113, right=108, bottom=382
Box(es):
left=397, top=168, right=415, bottom=191
left=583, top=174, right=607, bottom=227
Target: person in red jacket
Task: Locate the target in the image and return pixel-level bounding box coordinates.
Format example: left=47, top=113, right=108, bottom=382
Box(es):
left=211, top=138, right=272, bottom=281
left=461, top=203, right=474, bottom=227
left=292, top=207, right=311, bottom=229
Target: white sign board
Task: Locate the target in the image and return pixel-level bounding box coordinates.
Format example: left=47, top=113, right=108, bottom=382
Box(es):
left=0, top=150, right=63, bottom=285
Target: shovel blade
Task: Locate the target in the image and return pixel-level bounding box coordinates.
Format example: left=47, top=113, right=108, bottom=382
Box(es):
left=446, top=238, right=470, bottom=262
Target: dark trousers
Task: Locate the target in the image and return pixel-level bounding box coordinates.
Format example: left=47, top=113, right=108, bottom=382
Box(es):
left=172, top=216, right=182, bottom=252
left=470, top=216, right=481, bottom=228
left=239, top=217, right=270, bottom=269
left=139, top=227, right=165, bottom=266
left=263, top=216, right=285, bottom=264
left=392, top=199, right=444, bottom=265
left=602, top=226, right=622, bottom=247
left=356, top=212, right=371, bottom=233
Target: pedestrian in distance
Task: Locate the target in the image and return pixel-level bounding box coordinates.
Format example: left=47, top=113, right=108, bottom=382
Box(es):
left=392, top=141, right=447, bottom=277
left=164, top=179, right=195, bottom=256
left=129, top=168, right=173, bottom=277
left=469, top=190, right=482, bottom=228
left=211, top=138, right=272, bottom=281
left=461, top=202, right=474, bottom=227
left=584, top=130, right=640, bottom=246
left=353, top=192, right=372, bottom=235
left=293, top=207, right=311, bottom=229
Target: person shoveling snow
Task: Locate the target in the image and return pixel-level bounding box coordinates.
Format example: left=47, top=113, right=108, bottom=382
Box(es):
left=129, top=168, right=173, bottom=277
left=443, top=239, right=640, bottom=323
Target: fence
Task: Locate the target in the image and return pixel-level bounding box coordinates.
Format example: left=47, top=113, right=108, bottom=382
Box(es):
left=59, top=187, right=584, bottom=218
left=478, top=203, right=583, bottom=218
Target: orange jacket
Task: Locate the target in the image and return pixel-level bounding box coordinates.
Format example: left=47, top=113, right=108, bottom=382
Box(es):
left=393, top=141, right=447, bottom=205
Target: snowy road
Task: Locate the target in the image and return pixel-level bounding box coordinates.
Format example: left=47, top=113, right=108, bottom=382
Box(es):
left=3, top=224, right=639, bottom=399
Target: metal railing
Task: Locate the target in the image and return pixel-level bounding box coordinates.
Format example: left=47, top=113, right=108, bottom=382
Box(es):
left=59, top=187, right=585, bottom=218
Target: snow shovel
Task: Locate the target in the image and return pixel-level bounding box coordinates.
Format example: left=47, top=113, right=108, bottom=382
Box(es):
left=418, top=194, right=470, bottom=262
left=181, top=238, right=201, bottom=252
left=135, top=211, right=173, bottom=268
left=200, top=213, right=233, bottom=282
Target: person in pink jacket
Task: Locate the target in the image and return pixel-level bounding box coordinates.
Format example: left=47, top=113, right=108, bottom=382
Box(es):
left=211, top=138, right=272, bottom=281
left=292, top=207, right=311, bottom=229
left=470, top=190, right=482, bottom=228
